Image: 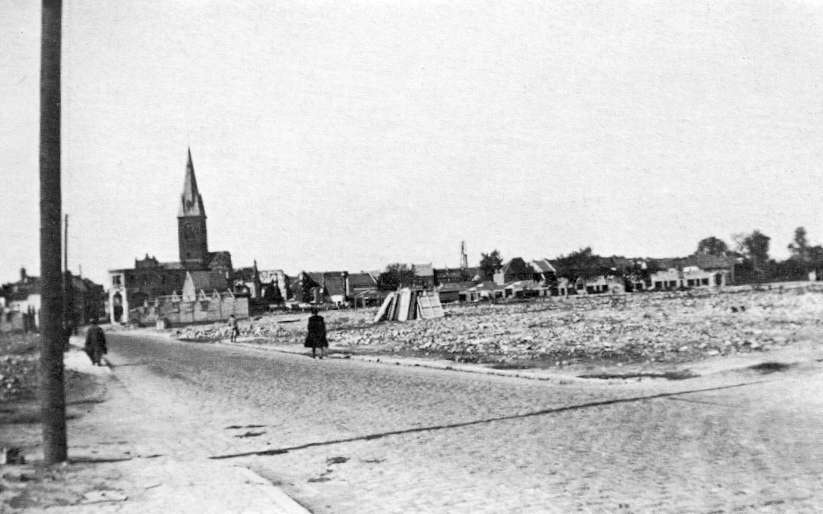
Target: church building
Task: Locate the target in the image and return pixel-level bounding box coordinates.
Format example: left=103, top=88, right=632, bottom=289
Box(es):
left=108, top=150, right=233, bottom=323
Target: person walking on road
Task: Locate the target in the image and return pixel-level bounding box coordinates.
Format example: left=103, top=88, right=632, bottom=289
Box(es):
left=228, top=314, right=240, bottom=343
left=84, top=318, right=107, bottom=366
left=304, top=307, right=328, bottom=359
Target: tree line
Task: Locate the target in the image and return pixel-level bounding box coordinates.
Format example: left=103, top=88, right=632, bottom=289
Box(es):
left=375, top=227, right=823, bottom=289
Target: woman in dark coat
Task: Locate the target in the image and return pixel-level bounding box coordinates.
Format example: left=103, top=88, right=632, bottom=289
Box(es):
left=84, top=318, right=107, bottom=366
left=304, top=307, right=328, bottom=359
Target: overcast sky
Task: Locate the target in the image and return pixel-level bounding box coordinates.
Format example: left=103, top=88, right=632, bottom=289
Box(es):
left=2, top=0, right=823, bottom=285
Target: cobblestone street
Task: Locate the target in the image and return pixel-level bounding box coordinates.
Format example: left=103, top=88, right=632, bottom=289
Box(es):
left=95, top=333, right=823, bottom=512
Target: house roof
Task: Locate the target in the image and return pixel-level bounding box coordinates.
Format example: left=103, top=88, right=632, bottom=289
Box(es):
left=437, top=281, right=477, bottom=293
left=1, top=276, right=41, bottom=300
left=234, top=266, right=259, bottom=282
left=69, top=275, right=89, bottom=292
left=686, top=254, right=735, bottom=270
left=348, top=272, right=377, bottom=289
left=531, top=258, right=556, bottom=273
left=500, top=257, right=535, bottom=275
left=207, top=251, right=232, bottom=268
left=472, top=281, right=505, bottom=291
left=304, top=271, right=347, bottom=296
left=650, top=254, right=734, bottom=271
left=503, top=279, right=543, bottom=289
left=323, top=275, right=347, bottom=296
left=6, top=289, right=38, bottom=302
left=434, top=266, right=482, bottom=282
left=185, top=271, right=227, bottom=291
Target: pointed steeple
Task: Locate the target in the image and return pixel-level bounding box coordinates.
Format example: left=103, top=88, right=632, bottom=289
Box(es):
left=178, top=148, right=206, bottom=217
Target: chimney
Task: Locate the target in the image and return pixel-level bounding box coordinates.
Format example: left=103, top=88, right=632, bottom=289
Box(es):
left=20, top=267, right=26, bottom=281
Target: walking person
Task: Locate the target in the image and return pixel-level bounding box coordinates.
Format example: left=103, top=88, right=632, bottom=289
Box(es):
left=227, top=314, right=240, bottom=343
left=84, top=318, right=107, bottom=366
left=304, top=307, right=328, bottom=359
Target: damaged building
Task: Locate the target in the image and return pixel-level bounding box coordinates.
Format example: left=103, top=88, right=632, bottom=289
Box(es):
left=107, top=149, right=238, bottom=323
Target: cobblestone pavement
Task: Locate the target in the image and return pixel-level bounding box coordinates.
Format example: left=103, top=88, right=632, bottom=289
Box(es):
left=105, top=333, right=823, bottom=512
left=1, top=346, right=307, bottom=513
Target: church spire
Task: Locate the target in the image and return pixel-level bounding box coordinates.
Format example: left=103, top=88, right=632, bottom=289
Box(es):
left=178, top=148, right=206, bottom=217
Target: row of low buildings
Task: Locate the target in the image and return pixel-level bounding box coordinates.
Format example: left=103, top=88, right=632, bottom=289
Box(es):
left=233, top=252, right=736, bottom=308
left=405, top=253, right=736, bottom=304
left=0, top=246, right=745, bottom=331
left=103, top=149, right=742, bottom=325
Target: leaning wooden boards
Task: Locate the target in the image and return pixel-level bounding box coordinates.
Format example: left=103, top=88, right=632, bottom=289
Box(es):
left=416, top=291, right=444, bottom=319
left=397, top=289, right=411, bottom=321
left=374, top=288, right=445, bottom=322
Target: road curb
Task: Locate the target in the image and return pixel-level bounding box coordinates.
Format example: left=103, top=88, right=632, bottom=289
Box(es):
left=232, top=466, right=311, bottom=514
left=217, top=339, right=586, bottom=383
left=114, top=330, right=822, bottom=385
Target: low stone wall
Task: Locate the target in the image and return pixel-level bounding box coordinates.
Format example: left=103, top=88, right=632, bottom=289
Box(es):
left=129, top=294, right=249, bottom=326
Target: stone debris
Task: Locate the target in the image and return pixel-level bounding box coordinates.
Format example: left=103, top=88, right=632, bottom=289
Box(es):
left=0, top=333, right=38, bottom=402
left=174, top=287, right=823, bottom=366
left=82, top=490, right=128, bottom=503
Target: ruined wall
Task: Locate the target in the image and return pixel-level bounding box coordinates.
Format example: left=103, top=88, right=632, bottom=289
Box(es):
left=128, top=293, right=249, bottom=326
left=0, top=311, right=26, bottom=333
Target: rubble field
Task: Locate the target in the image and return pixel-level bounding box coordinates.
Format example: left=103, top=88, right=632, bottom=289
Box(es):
left=176, top=285, right=823, bottom=367
left=0, top=333, right=39, bottom=403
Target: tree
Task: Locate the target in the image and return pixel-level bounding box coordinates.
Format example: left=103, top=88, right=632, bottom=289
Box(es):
left=378, top=263, right=416, bottom=290
left=740, top=230, right=770, bottom=264
left=788, top=226, right=810, bottom=262
left=696, top=236, right=728, bottom=256
left=553, top=247, right=603, bottom=279
left=479, top=250, right=503, bottom=280
left=810, top=245, right=823, bottom=266
left=736, top=230, right=771, bottom=281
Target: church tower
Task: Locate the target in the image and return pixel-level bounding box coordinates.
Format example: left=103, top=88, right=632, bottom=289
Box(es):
left=178, top=148, right=209, bottom=268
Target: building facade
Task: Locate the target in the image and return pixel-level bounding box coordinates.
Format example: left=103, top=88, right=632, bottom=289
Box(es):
left=108, top=150, right=233, bottom=323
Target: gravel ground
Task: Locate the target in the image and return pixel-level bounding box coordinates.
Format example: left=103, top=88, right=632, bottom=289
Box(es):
left=175, top=285, right=823, bottom=367
left=0, top=333, right=39, bottom=403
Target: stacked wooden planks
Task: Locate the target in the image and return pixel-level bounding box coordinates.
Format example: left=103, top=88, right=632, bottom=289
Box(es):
left=374, top=288, right=444, bottom=322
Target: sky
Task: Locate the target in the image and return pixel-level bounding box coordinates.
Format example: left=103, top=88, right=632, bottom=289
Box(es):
left=2, top=0, right=823, bottom=286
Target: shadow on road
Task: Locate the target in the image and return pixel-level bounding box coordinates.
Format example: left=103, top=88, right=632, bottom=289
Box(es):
left=210, top=379, right=766, bottom=460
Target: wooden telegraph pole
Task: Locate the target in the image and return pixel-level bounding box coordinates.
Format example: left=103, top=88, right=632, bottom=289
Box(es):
left=63, top=213, right=69, bottom=343
left=40, top=0, right=67, bottom=463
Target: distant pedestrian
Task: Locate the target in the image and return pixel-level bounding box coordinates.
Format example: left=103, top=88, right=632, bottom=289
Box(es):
left=228, top=314, right=240, bottom=343
left=84, top=318, right=107, bottom=366
left=304, top=307, right=328, bottom=359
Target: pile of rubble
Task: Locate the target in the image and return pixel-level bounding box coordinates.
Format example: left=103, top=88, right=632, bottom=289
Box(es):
left=173, top=286, right=823, bottom=366
left=0, top=334, right=39, bottom=402
left=175, top=310, right=375, bottom=343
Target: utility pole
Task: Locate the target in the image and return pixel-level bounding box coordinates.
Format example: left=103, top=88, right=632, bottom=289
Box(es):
left=63, top=213, right=68, bottom=342
left=63, top=214, right=68, bottom=272
left=39, top=0, right=67, bottom=464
